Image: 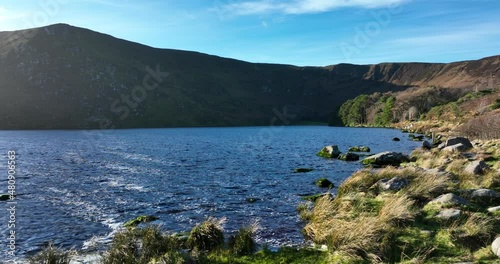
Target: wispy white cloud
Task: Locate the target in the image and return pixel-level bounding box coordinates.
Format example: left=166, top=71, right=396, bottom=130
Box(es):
left=391, top=23, right=500, bottom=46
left=215, top=0, right=408, bottom=16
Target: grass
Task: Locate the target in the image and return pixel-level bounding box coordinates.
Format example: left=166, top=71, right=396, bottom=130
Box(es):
left=28, top=242, right=74, bottom=264
left=187, top=217, right=226, bottom=252
left=301, top=155, right=500, bottom=263
left=297, top=202, right=313, bottom=221
left=102, top=225, right=182, bottom=264
left=228, top=222, right=259, bottom=256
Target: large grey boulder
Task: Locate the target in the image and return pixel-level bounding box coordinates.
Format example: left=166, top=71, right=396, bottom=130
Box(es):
left=429, top=193, right=469, bottom=206
left=492, top=237, right=500, bottom=258
left=317, top=145, right=341, bottom=158
left=444, top=137, right=473, bottom=150
left=469, top=189, right=500, bottom=204
left=375, top=177, right=410, bottom=192
left=442, top=143, right=468, bottom=152
left=436, top=208, right=462, bottom=220
left=362, top=152, right=410, bottom=166
left=464, top=160, right=489, bottom=175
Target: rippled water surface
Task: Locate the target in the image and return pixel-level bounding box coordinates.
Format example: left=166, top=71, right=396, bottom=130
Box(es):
left=0, top=126, right=421, bottom=259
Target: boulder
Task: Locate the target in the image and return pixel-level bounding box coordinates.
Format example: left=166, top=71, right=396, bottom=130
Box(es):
left=338, top=152, right=360, bottom=161
left=437, top=142, right=446, bottom=149
left=392, top=137, right=401, bottom=141
left=445, top=137, right=473, bottom=150
left=422, top=140, right=432, bottom=149
left=374, top=177, right=410, bottom=192
left=470, top=189, right=500, bottom=203
left=436, top=208, right=462, bottom=220
left=429, top=193, right=469, bottom=206
left=348, top=146, right=370, bottom=152
left=487, top=206, right=500, bottom=213
left=317, top=145, right=341, bottom=158
left=362, top=152, right=410, bottom=166
left=464, top=160, right=489, bottom=175
left=315, top=178, right=334, bottom=188
left=442, top=143, right=468, bottom=152
left=492, top=237, right=500, bottom=258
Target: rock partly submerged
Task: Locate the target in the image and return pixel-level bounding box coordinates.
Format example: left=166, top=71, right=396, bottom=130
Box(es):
left=348, top=146, right=370, bottom=152
left=124, top=215, right=159, bottom=228
left=294, top=168, right=314, bottom=173
left=315, top=178, right=334, bottom=188
left=338, top=152, right=360, bottom=161
left=317, top=145, right=341, bottom=159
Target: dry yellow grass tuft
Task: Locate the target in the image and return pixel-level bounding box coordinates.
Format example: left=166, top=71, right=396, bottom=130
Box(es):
left=378, top=194, right=416, bottom=225
left=403, top=170, right=451, bottom=200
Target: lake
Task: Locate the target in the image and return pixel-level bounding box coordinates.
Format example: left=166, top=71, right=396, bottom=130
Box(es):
left=0, top=126, right=421, bottom=260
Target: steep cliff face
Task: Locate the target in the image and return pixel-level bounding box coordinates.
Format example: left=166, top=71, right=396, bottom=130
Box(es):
left=0, top=24, right=498, bottom=129
left=326, top=55, right=499, bottom=88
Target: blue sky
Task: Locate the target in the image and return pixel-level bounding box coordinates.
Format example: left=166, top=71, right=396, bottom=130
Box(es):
left=0, top=0, right=499, bottom=66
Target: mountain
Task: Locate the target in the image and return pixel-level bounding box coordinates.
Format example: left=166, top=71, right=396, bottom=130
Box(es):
left=0, top=24, right=498, bottom=129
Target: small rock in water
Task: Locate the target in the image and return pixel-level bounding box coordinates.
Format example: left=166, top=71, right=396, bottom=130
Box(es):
left=392, top=137, right=400, bottom=141
left=0, top=194, right=11, bottom=201
left=294, top=168, right=314, bottom=173
left=315, top=178, right=334, bottom=188
left=317, top=145, right=341, bottom=158
left=348, top=146, right=370, bottom=152
left=246, top=197, right=260, bottom=203
left=338, top=152, right=360, bottom=161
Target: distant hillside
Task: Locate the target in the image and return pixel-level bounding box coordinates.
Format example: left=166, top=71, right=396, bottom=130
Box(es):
left=0, top=24, right=498, bottom=129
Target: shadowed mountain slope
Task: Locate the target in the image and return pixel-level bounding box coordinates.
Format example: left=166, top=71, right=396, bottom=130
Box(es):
left=0, top=24, right=498, bottom=129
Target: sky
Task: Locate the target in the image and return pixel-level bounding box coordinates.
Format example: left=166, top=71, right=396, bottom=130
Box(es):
left=0, top=0, right=499, bottom=66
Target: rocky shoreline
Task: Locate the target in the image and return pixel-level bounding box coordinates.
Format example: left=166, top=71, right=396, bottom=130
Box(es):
left=303, top=134, right=500, bottom=263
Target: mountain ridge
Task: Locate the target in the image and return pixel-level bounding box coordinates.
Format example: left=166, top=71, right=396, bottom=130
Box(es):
left=0, top=24, right=498, bottom=129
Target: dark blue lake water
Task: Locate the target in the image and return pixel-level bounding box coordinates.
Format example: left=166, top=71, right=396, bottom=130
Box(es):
left=0, top=126, right=420, bottom=260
